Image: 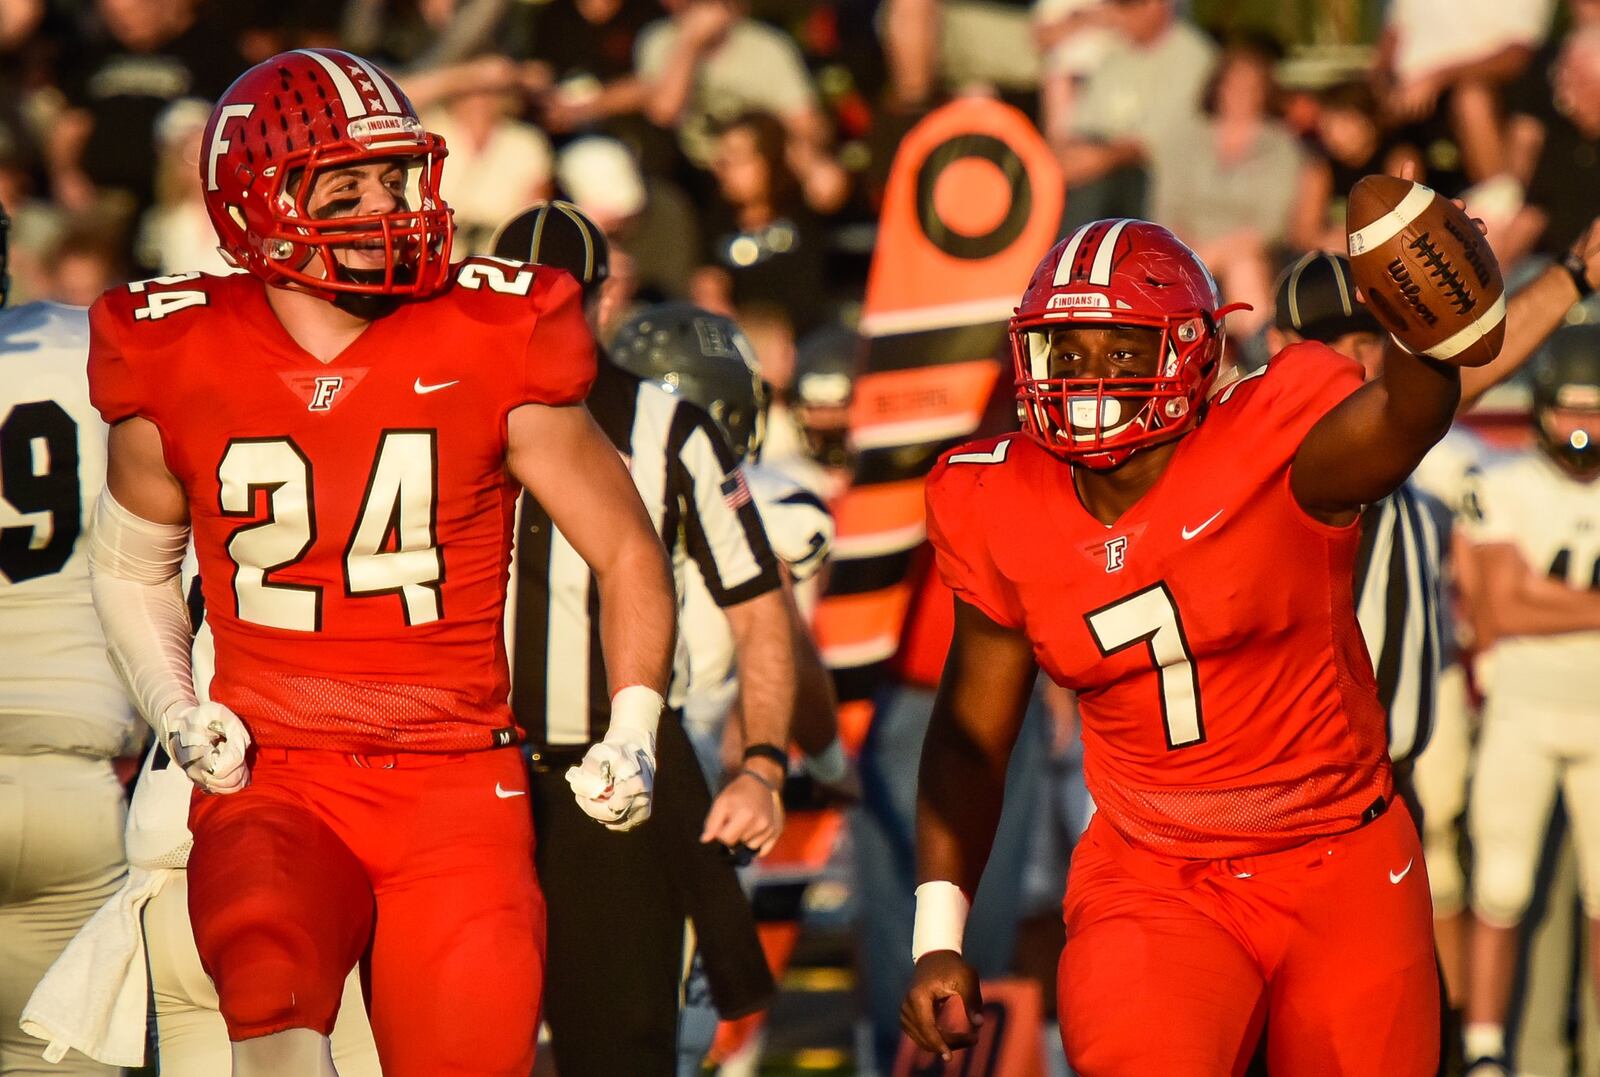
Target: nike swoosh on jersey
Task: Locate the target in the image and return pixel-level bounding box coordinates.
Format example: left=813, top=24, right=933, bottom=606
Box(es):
left=1181, top=510, right=1224, bottom=540
left=494, top=783, right=526, bottom=798
left=414, top=378, right=460, bottom=394
left=1389, top=858, right=1414, bottom=884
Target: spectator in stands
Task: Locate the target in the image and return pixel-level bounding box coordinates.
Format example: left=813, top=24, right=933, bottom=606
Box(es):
left=1498, top=25, right=1600, bottom=270
left=48, top=0, right=243, bottom=222
left=424, top=87, right=554, bottom=254
left=878, top=0, right=1044, bottom=111
left=1050, top=0, right=1215, bottom=230
left=636, top=0, right=847, bottom=211
left=341, top=0, right=510, bottom=70
left=1154, top=41, right=1321, bottom=339
left=1375, top=0, right=1551, bottom=186
left=510, top=0, right=661, bottom=137
left=691, top=111, right=830, bottom=334
left=41, top=222, right=126, bottom=305
left=556, top=134, right=701, bottom=301
left=1504, top=0, right=1600, bottom=185
left=1307, top=80, right=1425, bottom=249
left=134, top=97, right=232, bottom=276
left=1033, top=0, right=1119, bottom=147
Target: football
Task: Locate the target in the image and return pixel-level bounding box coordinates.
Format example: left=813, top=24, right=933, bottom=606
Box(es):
left=1346, top=175, right=1505, bottom=367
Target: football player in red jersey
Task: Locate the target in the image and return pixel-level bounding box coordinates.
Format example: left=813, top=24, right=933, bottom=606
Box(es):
left=82, top=50, right=676, bottom=1077
left=900, top=219, right=1476, bottom=1075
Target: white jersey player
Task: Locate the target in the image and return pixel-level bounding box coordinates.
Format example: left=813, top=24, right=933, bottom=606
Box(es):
left=1463, top=326, right=1600, bottom=1073
left=0, top=258, right=138, bottom=1073
left=680, top=464, right=834, bottom=749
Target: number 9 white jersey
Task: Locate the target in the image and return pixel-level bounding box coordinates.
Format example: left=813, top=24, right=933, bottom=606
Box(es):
left=0, top=302, right=141, bottom=756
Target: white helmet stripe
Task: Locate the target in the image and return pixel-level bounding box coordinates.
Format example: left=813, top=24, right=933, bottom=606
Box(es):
left=344, top=52, right=404, bottom=115
left=294, top=49, right=368, bottom=118
left=1088, top=218, right=1132, bottom=287
left=1052, top=222, right=1095, bottom=286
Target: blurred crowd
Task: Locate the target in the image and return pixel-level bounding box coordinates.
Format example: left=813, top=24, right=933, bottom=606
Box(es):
left=5, top=0, right=1600, bottom=1074
left=1, top=0, right=1592, bottom=366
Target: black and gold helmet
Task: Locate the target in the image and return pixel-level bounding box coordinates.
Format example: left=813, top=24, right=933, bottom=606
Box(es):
left=610, top=303, right=768, bottom=462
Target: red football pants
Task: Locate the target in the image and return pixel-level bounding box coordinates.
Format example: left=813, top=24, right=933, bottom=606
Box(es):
left=186, top=746, right=545, bottom=1077
left=1059, top=803, right=1438, bottom=1077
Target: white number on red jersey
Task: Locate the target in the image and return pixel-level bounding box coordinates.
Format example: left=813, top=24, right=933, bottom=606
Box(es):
left=345, top=430, right=442, bottom=625
left=219, top=438, right=320, bottom=630
left=128, top=274, right=209, bottom=322
left=219, top=432, right=442, bottom=631
left=456, top=258, right=535, bottom=296
left=1085, top=582, right=1205, bottom=749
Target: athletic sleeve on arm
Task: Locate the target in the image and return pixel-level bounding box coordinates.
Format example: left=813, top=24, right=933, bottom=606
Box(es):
left=521, top=269, right=598, bottom=407
left=924, top=451, right=1025, bottom=630
left=671, top=406, right=782, bottom=608
left=87, top=295, right=144, bottom=425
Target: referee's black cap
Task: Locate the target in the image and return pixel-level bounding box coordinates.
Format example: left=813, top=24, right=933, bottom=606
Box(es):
left=1273, top=250, right=1381, bottom=343
left=490, top=200, right=610, bottom=299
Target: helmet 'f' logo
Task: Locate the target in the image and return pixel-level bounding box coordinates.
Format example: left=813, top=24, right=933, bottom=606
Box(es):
left=1104, top=536, right=1128, bottom=573
left=206, top=103, right=255, bottom=192
left=309, top=376, right=344, bottom=411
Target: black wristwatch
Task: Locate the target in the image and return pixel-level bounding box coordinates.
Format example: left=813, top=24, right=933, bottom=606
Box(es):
left=741, top=742, right=788, bottom=770
left=1563, top=251, right=1595, bottom=298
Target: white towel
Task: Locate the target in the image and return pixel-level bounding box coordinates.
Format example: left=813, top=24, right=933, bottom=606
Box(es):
left=20, top=865, right=174, bottom=1067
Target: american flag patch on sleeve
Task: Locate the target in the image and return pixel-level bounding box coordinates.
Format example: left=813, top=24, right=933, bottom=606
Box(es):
left=720, top=470, right=753, bottom=509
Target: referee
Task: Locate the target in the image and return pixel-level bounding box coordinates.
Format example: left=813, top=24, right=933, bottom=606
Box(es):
left=491, top=203, right=792, bottom=1075
left=1269, top=251, right=1451, bottom=790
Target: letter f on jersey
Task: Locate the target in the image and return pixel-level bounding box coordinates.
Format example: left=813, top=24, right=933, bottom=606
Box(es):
left=309, top=376, right=345, bottom=411
left=1105, top=536, right=1128, bottom=572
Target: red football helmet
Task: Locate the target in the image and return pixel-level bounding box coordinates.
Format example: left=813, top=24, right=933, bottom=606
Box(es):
left=1012, top=219, right=1244, bottom=468
left=199, top=49, right=453, bottom=300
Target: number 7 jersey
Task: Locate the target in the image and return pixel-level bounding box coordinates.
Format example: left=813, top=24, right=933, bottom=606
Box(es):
left=926, top=343, right=1391, bottom=858
left=88, top=263, right=596, bottom=752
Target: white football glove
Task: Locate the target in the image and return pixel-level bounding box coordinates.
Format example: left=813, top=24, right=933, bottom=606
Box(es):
left=566, top=686, right=662, bottom=832
left=160, top=700, right=252, bottom=794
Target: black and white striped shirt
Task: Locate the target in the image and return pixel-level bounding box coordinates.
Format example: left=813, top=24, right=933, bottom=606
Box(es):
left=510, top=361, right=781, bottom=750
left=1354, top=481, right=1452, bottom=766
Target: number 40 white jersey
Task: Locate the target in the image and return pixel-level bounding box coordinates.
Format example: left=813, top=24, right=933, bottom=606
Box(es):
left=0, top=302, right=140, bottom=756
left=1467, top=449, right=1600, bottom=706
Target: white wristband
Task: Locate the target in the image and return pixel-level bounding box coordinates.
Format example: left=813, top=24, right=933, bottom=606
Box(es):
left=607, top=684, right=664, bottom=739
left=911, top=880, right=970, bottom=962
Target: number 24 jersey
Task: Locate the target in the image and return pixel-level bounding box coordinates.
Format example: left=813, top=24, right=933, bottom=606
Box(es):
left=88, top=263, right=596, bottom=753
left=926, top=343, right=1392, bottom=859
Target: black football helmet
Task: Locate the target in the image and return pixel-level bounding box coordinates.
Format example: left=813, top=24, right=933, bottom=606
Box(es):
left=490, top=199, right=609, bottom=301
left=790, top=323, right=858, bottom=470
left=610, top=303, right=768, bottom=461
left=1530, top=325, right=1600, bottom=478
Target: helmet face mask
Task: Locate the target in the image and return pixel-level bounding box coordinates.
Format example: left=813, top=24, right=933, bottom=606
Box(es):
left=791, top=325, right=858, bottom=471
left=1531, top=326, right=1600, bottom=481
left=202, top=50, right=455, bottom=302
left=1010, top=220, right=1237, bottom=469
left=1537, top=404, right=1600, bottom=478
